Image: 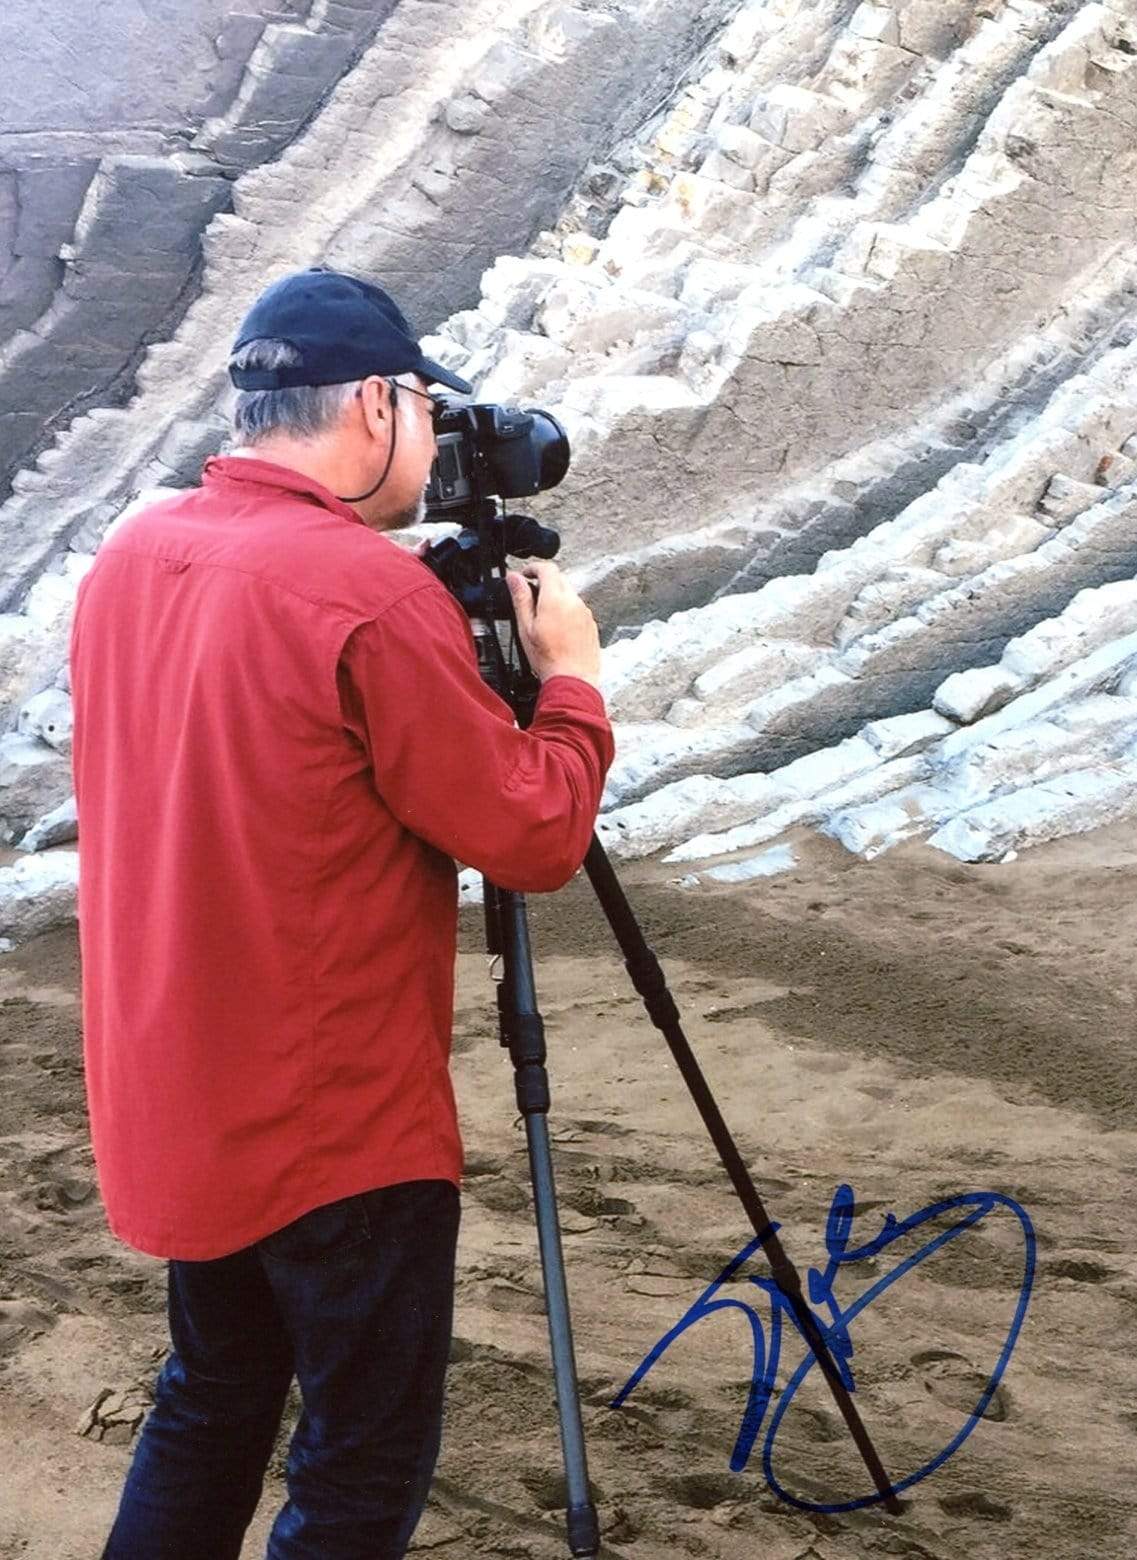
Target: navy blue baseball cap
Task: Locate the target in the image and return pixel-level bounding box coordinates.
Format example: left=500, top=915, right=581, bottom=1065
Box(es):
left=228, top=267, right=473, bottom=394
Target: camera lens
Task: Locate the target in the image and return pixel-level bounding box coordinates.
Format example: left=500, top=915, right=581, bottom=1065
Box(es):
left=530, top=411, right=570, bottom=493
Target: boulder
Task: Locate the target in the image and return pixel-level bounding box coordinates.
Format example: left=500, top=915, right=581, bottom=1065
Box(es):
left=0, top=851, right=79, bottom=941
left=18, top=794, right=79, bottom=853
left=17, top=688, right=73, bottom=754
left=933, top=665, right=1022, bottom=724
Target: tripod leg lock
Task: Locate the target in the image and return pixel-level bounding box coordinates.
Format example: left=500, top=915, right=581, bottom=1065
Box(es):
left=509, top=1013, right=547, bottom=1063
left=625, top=952, right=680, bottom=1032
left=515, top=1066, right=551, bottom=1115
left=508, top=1014, right=551, bottom=1115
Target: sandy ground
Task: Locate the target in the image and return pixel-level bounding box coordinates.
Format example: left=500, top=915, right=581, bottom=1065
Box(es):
left=1, top=826, right=1135, bottom=1559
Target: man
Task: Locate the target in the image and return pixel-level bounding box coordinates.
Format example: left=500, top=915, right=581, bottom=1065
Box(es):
left=69, top=267, right=615, bottom=1558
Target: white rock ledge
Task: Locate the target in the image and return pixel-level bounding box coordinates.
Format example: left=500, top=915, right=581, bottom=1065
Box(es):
left=0, top=851, right=79, bottom=940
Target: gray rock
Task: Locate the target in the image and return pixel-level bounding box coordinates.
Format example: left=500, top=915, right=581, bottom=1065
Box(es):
left=0, top=0, right=745, bottom=612
left=18, top=794, right=78, bottom=853
left=17, top=687, right=72, bottom=753
left=0, top=732, right=72, bottom=838
left=444, top=95, right=492, bottom=136
left=0, top=849, right=78, bottom=941
left=201, top=29, right=360, bottom=170
left=933, top=666, right=1022, bottom=724
left=0, top=156, right=231, bottom=492
left=1037, top=473, right=1103, bottom=523
left=0, top=0, right=400, bottom=501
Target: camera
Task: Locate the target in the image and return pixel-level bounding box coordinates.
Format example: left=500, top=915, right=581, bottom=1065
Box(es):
left=424, top=399, right=571, bottom=525
left=419, top=397, right=569, bottom=627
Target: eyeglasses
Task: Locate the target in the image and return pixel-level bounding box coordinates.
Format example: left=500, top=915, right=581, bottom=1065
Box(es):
left=353, top=378, right=444, bottom=415
left=394, top=380, right=445, bottom=413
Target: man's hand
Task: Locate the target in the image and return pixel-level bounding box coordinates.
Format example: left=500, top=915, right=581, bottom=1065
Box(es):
left=505, top=560, right=602, bottom=691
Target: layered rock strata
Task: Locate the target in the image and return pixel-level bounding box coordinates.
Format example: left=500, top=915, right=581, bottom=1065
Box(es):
left=0, top=0, right=406, bottom=499
left=3, top=0, right=1137, bottom=938
left=1, top=0, right=737, bottom=607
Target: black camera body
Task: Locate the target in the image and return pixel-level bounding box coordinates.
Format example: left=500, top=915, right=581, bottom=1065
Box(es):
left=425, top=399, right=570, bottom=525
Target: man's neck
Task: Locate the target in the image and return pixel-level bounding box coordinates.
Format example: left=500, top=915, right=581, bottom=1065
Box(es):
left=225, top=442, right=413, bottom=533
left=228, top=439, right=335, bottom=486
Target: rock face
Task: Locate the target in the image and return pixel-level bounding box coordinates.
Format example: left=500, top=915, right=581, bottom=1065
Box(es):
left=0, top=0, right=738, bottom=610
left=2, top=0, right=1137, bottom=940
left=0, top=1, right=405, bottom=502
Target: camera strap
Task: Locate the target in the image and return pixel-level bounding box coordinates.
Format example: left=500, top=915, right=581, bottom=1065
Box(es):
left=338, top=380, right=400, bottom=504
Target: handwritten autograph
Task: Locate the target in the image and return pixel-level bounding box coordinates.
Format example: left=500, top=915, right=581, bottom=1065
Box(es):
left=611, top=1184, right=1035, bottom=1513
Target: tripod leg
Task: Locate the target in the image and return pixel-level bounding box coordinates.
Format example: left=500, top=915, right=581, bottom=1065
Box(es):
left=490, top=881, right=601, bottom=1558
left=582, top=837, right=902, bottom=1516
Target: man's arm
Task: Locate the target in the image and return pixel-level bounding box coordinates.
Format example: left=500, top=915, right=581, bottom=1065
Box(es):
left=338, top=580, right=615, bottom=893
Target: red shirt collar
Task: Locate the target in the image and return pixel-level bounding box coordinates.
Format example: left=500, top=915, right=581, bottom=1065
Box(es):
left=203, top=455, right=367, bottom=528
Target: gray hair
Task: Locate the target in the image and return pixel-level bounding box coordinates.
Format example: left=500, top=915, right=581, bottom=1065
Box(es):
left=228, top=338, right=363, bottom=444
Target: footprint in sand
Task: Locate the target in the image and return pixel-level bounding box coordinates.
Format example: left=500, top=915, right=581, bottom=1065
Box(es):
left=563, top=1185, right=637, bottom=1218
left=517, top=1465, right=605, bottom=1511
left=910, top=1348, right=1010, bottom=1422
left=0, top=1297, right=58, bottom=1358
left=660, top=1468, right=751, bottom=1513
left=937, top=1489, right=1014, bottom=1521
left=563, top=1117, right=634, bottom=1138
left=1043, top=1255, right=1113, bottom=1284
left=467, top=1176, right=530, bottom=1215
left=32, top=1175, right=96, bottom=1213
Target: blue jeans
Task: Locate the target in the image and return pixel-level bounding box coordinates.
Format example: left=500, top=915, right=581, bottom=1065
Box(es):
left=101, top=1179, right=460, bottom=1560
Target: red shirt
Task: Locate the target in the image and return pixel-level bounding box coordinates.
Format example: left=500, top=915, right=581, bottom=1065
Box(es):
left=69, top=456, right=614, bottom=1260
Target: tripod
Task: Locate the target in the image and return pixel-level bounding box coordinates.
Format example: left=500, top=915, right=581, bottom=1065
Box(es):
left=438, top=529, right=901, bottom=1558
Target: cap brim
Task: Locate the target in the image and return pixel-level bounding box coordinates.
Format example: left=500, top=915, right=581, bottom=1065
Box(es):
left=419, top=356, right=473, bottom=395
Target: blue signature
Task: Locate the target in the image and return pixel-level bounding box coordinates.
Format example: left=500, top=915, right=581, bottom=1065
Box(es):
left=611, top=1185, right=1035, bottom=1513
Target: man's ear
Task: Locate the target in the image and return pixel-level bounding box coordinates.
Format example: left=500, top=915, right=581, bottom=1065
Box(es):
left=359, top=376, right=395, bottom=441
